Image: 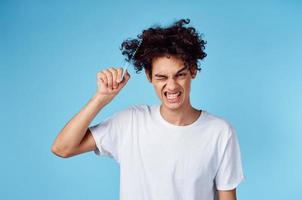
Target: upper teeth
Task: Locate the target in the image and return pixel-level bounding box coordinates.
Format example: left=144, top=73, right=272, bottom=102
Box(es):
left=166, top=92, right=180, bottom=99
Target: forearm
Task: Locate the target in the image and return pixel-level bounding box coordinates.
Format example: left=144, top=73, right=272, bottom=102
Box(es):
left=52, top=93, right=111, bottom=154
left=217, top=189, right=237, bottom=200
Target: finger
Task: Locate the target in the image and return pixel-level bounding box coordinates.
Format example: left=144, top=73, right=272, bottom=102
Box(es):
left=104, top=69, right=113, bottom=90
left=116, top=67, right=123, bottom=83
left=97, top=72, right=108, bottom=86
left=124, top=69, right=130, bottom=81
left=108, top=67, right=118, bottom=89
left=118, top=69, right=131, bottom=88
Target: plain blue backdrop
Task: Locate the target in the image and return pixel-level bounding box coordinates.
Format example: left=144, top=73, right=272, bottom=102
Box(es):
left=1, top=0, right=301, bottom=199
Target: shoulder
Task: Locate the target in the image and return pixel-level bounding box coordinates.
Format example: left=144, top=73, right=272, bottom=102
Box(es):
left=203, top=112, right=240, bottom=156
left=203, top=111, right=236, bottom=139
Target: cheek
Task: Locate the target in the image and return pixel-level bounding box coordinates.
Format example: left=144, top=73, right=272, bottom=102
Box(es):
left=153, top=83, right=165, bottom=95
left=181, top=80, right=191, bottom=91
left=178, top=79, right=188, bottom=86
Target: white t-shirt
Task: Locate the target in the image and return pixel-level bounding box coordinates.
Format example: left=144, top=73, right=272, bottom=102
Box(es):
left=89, top=104, right=245, bottom=200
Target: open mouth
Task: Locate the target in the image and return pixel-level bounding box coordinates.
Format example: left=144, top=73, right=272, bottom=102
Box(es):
left=164, top=91, right=182, bottom=103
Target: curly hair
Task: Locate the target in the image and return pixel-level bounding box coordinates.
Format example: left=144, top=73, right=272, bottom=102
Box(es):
left=120, top=18, right=207, bottom=77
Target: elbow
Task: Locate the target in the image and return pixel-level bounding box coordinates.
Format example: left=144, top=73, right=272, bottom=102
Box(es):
left=51, top=145, right=71, bottom=158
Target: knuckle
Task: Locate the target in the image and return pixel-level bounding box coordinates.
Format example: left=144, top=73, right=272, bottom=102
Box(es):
left=109, top=68, right=117, bottom=75
left=117, top=68, right=123, bottom=73
left=108, top=67, right=115, bottom=72
left=104, top=71, right=111, bottom=78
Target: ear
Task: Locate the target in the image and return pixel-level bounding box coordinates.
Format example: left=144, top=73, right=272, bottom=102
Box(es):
left=190, top=67, right=197, bottom=79
left=145, top=69, right=152, bottom=82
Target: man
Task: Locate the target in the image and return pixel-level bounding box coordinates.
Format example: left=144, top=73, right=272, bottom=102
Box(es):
left=51, top=19, right=245, bottom=200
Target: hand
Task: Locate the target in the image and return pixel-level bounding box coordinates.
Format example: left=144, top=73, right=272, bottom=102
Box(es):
left=95, top=67, right=130, bottom=101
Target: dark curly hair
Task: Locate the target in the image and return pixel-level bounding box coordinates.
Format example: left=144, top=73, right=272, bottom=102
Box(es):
left=120, top=18, right=207, bottom=78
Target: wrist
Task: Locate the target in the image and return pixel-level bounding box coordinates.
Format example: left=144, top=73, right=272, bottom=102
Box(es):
left=93, top=92, right=115, bottom=107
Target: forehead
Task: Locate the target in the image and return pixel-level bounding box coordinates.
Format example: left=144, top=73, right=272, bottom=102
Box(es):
left=151, top=55, right=186, bottom=74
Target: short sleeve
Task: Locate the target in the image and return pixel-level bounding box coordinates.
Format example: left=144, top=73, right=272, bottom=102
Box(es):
left=89, top=108, right=132, bottom=163
left=214, top=126, right=245, bottom=190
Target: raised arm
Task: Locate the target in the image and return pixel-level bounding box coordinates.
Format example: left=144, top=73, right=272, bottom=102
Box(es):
left=51, top=67, right=130, bottom=158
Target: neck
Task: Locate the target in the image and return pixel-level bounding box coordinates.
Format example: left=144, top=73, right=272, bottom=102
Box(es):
left=160, top=103, right=201, bottom=126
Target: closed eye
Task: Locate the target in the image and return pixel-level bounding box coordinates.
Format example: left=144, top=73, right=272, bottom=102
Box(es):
left=176, top=73, right=187, bottom=77
left=155, top=75, right=168, bottom=80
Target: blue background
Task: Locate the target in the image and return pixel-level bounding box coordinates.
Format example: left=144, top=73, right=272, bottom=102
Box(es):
left=1, top=0, right=301, bottom=199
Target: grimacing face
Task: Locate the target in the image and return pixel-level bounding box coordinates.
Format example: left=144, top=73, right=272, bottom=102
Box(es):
left=145, top=55, right=197, bottom=111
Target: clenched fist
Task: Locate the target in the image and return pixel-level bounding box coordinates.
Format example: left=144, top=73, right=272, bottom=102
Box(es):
left=96, top=67, right=130, bottom=101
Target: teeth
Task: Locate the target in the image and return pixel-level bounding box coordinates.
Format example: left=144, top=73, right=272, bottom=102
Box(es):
left=166, top=92, right=180, bottom=100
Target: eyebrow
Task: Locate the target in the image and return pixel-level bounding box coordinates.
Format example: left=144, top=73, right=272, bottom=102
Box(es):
left=176, top=65, right=189, bottom=74
left=154, top=65, right=189, bottom=77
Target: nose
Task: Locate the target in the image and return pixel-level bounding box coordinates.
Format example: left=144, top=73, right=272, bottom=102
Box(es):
left=166, top=77, right=178, bottom=91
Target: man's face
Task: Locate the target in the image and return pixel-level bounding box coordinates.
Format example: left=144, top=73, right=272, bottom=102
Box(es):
left=146, top=55, right=196, bottom=111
